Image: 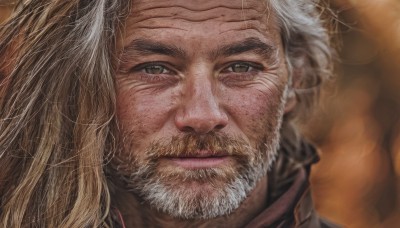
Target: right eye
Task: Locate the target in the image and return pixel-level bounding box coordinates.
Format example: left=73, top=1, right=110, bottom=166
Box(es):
left=128, top=62, right=179, bottom=84
left=143, top=65, right=171, bottom=74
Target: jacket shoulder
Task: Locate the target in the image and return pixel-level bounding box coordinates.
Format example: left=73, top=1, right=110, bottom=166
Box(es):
left=320, top=218, right=342, bottom=228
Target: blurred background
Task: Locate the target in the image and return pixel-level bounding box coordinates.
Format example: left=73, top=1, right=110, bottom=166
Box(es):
left=1, top=0, right=400, bottom=227
left=305, top=0, right=400, bottom=227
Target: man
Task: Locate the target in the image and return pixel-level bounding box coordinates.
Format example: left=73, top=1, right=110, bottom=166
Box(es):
left=0, top=0, right=336, bottom=227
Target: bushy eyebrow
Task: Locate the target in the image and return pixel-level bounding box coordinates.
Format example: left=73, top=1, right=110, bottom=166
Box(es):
left=120, top=39, right=187, bottom=60
left=212, top=37, right=277, bottom=62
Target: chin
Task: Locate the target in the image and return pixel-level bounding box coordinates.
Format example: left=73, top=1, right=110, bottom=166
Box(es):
left=143, top=180, right=247, bottom=219
left=132, top=163, right=268, bottom=220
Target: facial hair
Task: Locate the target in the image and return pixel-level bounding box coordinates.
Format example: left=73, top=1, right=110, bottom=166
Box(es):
left=110, top=87, right=288, bottom=219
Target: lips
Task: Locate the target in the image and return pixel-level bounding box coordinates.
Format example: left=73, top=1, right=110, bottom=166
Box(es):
left=163, top=150, right=231, bottom=169
left=169, top=150, right=229, bottom=158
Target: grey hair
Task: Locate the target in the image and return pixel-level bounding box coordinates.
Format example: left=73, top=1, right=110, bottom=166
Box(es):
left=267, top=0, right=334, bottom=200
left=270, top=0, right=333, bottom=120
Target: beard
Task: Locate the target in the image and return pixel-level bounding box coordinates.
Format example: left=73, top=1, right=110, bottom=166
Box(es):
left=110, top=87, right=287, bottom=219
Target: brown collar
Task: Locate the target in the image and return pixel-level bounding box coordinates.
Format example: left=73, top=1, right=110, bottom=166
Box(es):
left=245, top=168, right=313, bottom=228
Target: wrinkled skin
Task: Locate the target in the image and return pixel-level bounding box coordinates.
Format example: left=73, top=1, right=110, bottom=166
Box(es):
left=112, top=0, right=292, bottom=226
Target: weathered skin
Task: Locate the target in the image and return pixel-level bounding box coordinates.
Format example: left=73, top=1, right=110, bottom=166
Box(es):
left=113, top=0, right=294, bottom=226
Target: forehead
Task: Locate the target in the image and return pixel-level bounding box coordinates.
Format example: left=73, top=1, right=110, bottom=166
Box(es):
left=123, top=0, right=281, bottom=47
left=129, top=0, right=273, bottom=21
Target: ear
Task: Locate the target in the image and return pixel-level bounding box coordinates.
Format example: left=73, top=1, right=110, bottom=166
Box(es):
left=284, top=54, right=305, bottom=114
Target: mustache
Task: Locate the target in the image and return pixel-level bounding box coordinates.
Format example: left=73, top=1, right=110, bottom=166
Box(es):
left=145, top=132, right=255, bottom=160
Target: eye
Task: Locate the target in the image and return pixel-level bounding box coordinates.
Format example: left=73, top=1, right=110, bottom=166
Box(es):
left=129, top=62, right=179, bottom=84
left=229, top=63, right=252, bottom=73
left=219, top=62, right=264, bottom=85
left=223, top=62, right=263, bottom=74
left=143, top=65, right=170, bottom=74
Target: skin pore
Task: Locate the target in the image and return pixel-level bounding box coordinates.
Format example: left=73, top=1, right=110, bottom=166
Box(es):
left=111, top=0, right=292, bottom=227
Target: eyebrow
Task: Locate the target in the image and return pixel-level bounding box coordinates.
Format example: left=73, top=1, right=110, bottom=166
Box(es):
left=121, top=39, right=187, bottom=60
left=213, top=37, right=277, bottom=62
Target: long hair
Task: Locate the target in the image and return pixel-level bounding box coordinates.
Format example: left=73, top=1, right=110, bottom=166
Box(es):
left=0, top=0, right=130, bottom=227
left=0, top=0, right=333, bottom=227
left=270, top=0, right=334, bottom=121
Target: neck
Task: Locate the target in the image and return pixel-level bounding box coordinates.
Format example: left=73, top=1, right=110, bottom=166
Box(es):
left=111, top=177, right=268, bottom=228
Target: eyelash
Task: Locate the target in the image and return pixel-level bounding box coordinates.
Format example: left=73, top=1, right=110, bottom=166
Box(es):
left=223, top=62, right=263, bottom=73
left=130, top=62, right=176, bottom=82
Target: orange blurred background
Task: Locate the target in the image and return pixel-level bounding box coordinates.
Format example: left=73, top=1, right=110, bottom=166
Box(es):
left=1, top=1, right=400, bottom=227
left=306, top=0, right=400, bottom=227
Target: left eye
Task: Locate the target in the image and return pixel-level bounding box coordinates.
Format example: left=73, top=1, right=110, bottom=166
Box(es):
left=228, top=63, right=252, bottom=73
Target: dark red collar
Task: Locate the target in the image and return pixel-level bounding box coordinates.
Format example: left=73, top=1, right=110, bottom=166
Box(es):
left=245, top=168, right=310, bottom=228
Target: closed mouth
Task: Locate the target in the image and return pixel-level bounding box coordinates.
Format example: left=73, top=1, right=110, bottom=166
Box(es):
left=162, top=150, right=231, bottom=168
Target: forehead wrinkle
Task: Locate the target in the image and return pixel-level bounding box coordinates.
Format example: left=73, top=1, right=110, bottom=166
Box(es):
left=217, top=20, right=267, bottom=35
left=129, top=4, right=264, bottom=24
left=131, top=2, right=262, bottom=13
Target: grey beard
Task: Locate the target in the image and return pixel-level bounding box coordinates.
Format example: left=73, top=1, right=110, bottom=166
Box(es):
left=131, top=158, right=269, bottom=219
left=120, top=130, right=282, bottom=219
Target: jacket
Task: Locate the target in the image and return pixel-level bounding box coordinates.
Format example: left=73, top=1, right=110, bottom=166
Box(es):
left=245, top=140, right=341, bottom=228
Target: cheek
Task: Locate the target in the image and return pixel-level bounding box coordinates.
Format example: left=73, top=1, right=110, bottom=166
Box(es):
left=224, top=85, right=285, bottom=142
left=116, top=89, right=174, bottom=148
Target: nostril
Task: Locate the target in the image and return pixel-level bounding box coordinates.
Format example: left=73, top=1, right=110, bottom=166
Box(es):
left=215, top=124, right=225, bottom=130
left=181, top=126, right=195, bottom=133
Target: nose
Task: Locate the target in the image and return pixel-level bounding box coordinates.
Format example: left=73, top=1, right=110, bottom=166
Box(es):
left=175, top=74, right=228, bottom=134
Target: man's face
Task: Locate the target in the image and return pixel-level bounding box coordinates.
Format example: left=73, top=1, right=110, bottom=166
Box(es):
left=113, top=0, right=289, bottom=219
